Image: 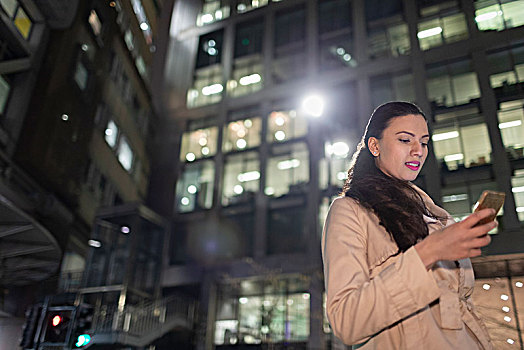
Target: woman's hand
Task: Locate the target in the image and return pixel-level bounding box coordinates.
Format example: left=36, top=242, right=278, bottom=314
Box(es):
left=415, top=208, right=497, bottom=269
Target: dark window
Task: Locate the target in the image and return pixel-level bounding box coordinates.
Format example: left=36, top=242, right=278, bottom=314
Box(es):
left=319, top=0, right=352, bottom=34
left=275, top=6, right=305, bottom=47
left=365, top=0, right=403, bottom=22
left=196, top=29, right=224, bottom=69
left=235, top=19, right=264, bottom=58
left=267, top=205, right=306, bottom=255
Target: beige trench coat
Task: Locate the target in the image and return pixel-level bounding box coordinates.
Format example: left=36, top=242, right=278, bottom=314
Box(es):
left=322, top=185, right=493, bottom=350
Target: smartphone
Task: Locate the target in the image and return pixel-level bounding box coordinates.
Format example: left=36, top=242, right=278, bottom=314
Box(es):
left=473, top=190, right=506, bottom=226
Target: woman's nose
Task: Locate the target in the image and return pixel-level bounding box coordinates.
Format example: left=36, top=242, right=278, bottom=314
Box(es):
left=411, top=142, right=423, bottom=156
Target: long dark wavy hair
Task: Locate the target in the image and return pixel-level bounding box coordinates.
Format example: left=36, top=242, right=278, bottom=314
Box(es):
left=341, top=101, right=443, bottom=252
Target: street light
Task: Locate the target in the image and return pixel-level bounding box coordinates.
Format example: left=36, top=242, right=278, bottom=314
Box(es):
left=301, top=94, right=325, bottom=117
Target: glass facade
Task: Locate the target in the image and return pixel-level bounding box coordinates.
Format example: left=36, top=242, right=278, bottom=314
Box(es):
left=214, top=277, right=310, bottom=346
left=474, top=0, right=524, bottom=31
left=176, top=159, right=215, bottom=213
left=179, top=126, right=219, bottom=162
left=222, top=151, right=260, bottom=206
left=472, top=276, right=524, bottom=348
left=223, top=116, right=262, bottom=152
left=370, top=73, right=415, bottom=107
left=432, top=121, right=492, bottom=170
left=426, top=59, right=480, bottom=108
left=266, top=142, right=309, bottom=198
left=498, top=100, right=524, bottom=159
left=267, top=110, right=307, bottom=143
left=197, top=0, right=230, bottom=26
left=417, top=12, right=468, bottom=51
left=487, top=44, right=524, bottom=91
left=272, top=6, right=306, bottom=84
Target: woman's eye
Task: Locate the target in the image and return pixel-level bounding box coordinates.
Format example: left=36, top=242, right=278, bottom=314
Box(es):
left=421, top=142, right=428, bottom=147
left=399, top=139, right=410, bottom=143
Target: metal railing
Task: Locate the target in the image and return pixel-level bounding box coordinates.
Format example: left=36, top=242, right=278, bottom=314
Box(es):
left=91, top=294, right=197, bottom=345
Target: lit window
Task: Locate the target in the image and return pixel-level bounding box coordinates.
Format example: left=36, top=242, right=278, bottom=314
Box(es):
left=222, top=152, right=260, bottom=206
left=236, top=0, right=268, bottom=14
left=426, top=60, right=480, bottom=108
left=74, top=61, right=89, bottom=90
left=0, top=75, right=10, bottom=114
left=267, top=110, right=307, bottom=143
left=433, top=122, right=492, bottom=170
left=417, top=13, right=468, bottom=51
left=512, top=173, right=524, bottom=221
left=88, top=9, right=102, bottom=36
left=117, top=136, right=134, bottom=172
left=498, top=100, right=524, bottom=158
left=223, top=117, right=261, bottom=152
left=196, top=0, right=230, bottom=27
left=176, top=160, right=215, bottom=213
left=266, top=142, right=309, bottom=198
left=475, top=0, right=524, bottom=31
left=1, top=0, right=18, bottom=18
left=104, top=120, right=119, bottom=148
left=179, top=126, right=219, bottom=162
left=124, top=29, right=135, bottom=51
left=368, top=22, right=410, bottom=59
left=14, top=5, right=32, bottom=39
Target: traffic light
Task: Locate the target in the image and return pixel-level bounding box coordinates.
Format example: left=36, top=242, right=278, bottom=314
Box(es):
left=43, top=310, right=72, bottom=344
left=74, top=304, right=94, bottom=348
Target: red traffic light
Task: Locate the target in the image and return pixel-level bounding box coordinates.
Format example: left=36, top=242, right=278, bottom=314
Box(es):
left=52, top=315, right=62, bottom=327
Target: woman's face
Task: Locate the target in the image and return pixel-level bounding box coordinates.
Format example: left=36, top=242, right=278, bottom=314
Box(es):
left=368, top=114, right=430, bottom=181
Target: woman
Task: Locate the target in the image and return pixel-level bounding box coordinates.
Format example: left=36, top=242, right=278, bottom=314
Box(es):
left=322, top=102, right=496, bottom=349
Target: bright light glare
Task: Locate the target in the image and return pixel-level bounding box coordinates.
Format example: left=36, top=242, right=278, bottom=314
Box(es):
left=186, top=153, right=196, bottom=162
left=442, top=194, right=468, bottom=203
left=517, top=207, right=524, bottom=213
left=181, top=197, right=190, bottom=205
left=237, top=171, right=260, bottom=182
left=432, top=131, right=459, bottom=141
left=444, top=153, right=464, bottom=162
left=516, top=281, right=523, bottom=288
left=239, top=297, right=248, bottom=304
left=234, top=185, right=244, bottom=194
left=239, top=73, right=261, bottom=86
left=275, top=131, right=286, bottom=141
left=236, top=139, right=247, bottom=149
left=504, top=316, right=512, bottom=322
left=201, top=13, right=213, bottom=23
left=277, top=159, right=300, bottom=170
left=302, top=95, right=325, bottom=117
left=502, top=306, right=510, bottom=312
left=501, top=294, right=509, bottom=301
left=507, top=338, right=515, bottom=345
left=512, top=186, right=524, bottom=193
left=337, top=172, right=346, bottom=180
left=201, top=147, right=210, bottom=155
left=88, top=239, right=102, bottom=248
left=188, top=185, right=197, bottom=194
left=202, top=84, right=223, bottom=96
left=52, top=315, right=62, bottom=327
left=482, top=283, right=491, bottom=290
left=417, top=26, right=443, bottom=39
left=499, top=120, right=522, bottom=129
left=140, top=22, right=149, bottom=30
left=475, top=11, right=500, bottom=22
left=332, top=141, right=350, bottom=157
